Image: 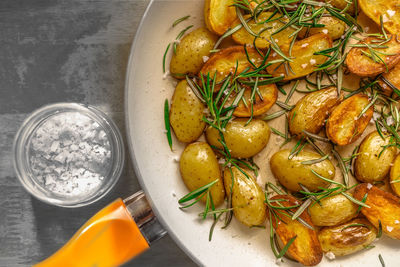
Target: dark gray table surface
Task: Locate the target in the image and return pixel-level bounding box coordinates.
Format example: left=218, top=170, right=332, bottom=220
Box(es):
left=0, top=1, right=195, bottom=266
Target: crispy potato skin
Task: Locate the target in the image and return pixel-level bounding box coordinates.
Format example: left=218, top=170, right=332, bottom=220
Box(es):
left=268, top=195, right=323, bottom=266
left=355, top=131, right=397, bottom=183
left=346, top=35, right=400, bottom=77
left=266, top=34, right=332, bottom=81
left=289, top=86, right=342, bottom=137
left=231, top=12, right=295, bottom=49
left=390, top=154, right=400, bottom=197
left=354, top=183, right=400, bottom=239
left=200, top=46, right=263, bottom=91
left=224, top=167, right=266, bottom=226
left=179, top=142, right=225, bottom=206
left=204, top=0, right=236, bottom=35
left=359, top=0, right=400, bottom=35
left=229, top=84, right=278, bottom=117
left=170, top=27, right=218, bottom=79
left=308, top=193, right=358, bottom=227
left=318, top=218, right=377, bottom=256
left=326, top=94, right=373, bottom=146
left=378, top=63, right=400, bottom=96
left=298, top=16, right=346, bottom=40
left=320, top=0, right=356, bottom=14
left=170, top=81, right=206, bottom=143
left=206, top=118, right=270, bottom=158
left=270, top=149, right=334, bottom=192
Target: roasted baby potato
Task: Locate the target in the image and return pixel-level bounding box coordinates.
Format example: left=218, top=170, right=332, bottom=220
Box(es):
left=266, top=34, right=332, bottom=81
left=298, top=16, right=346, bottom=40
left=170, top=27, right=218, bottom=79
left=308, top=193, right=358, bottom=227
left=289, top=86, right=342, bottom=137
left=354, top=131, right=397, bottom=183
left=227, top=84, right=278, bottom=117
left=170, top=80, right=206, bottom=143
left=318, top=218, right=377, bottom=256
left=269, top=195, right=323, bottom=266
left=390, top=154, right=400, bottom=197
left=354, top=183, right=400, bottom=239
left=200, top=46, right=263, bottom=90
left=206, top=118, right=270, bottom=158
left=359, top=0, right=400, bottom=35
left=224, top=166, right=266, bottom=226
left=322, top=0, right=356, bottom=14
left=346, top=35, right=400, bottom=77
left=326, top=94, right=373, bottom=146
left=179, top=142, right=225, bottom=206
left=270, top=149, right=335, bottom=192
left=231, top=12, right=295, bottom=49
left=204, top=0, right=236, bottom=35
left=378, top=62, right=400, bottom=96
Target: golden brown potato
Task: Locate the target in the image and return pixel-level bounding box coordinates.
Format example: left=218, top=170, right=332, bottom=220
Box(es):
left=170, top=81, right=206, bottom=143
left=346, top=35, right=400, bottom=77
left=298, top=16, right=346, bottom=40
left=200, top=46, right=263, bottom=90
left=359, top=0, right=400, bottom=35
left=206, top=118, right=270, bottom=158
left=269, top=195, right=323, bottom=266
left=378, top=62, right=400, bottom=96
left=289, top=86, right=342, bottom=137
left=231, top=12, right=295, bottom=49
left=170, top=27, right=218, bottom=79
left=318, top=218, right=377, bottom=256
left=270, top=149, right=335, bottom=192
left=179, top=142, right=225, bottom=206
left=326, top=94, right=373, bottom=146
left=355, top=131, right=397, bottom=183
left=224, top=167, right=266, bottom=226
left=204, top=0, right=236, bottom=35
left=354, top=183, right=400, bottom=239
left=308, top=193, right=358, bottom=227
left=266, top=34, right=332, bottom=81
left=321, top=0, right=356, bottom=14
left=226, top=84, right=278, bottom=117
left=390, top=154, right=400, bottom=197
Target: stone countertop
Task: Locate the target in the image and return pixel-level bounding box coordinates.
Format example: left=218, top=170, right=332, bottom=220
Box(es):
left=0, top=1, right=195, bottom=266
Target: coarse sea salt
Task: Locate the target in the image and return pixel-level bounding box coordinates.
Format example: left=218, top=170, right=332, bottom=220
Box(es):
left=29, top=112, right=112, bottom=197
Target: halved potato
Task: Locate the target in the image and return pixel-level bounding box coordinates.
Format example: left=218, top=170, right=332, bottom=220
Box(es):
left=378, top=62, right=400, bottom=96
left=225, top=84, right=278, bottom=117
left=359, top=0, right=400, bottom=35
left=390, top=154, right=400, bottom=197
left=298, top=16, right=346, bottom=40
left=170, top=27, right=218, bottom=79
left=268, top=195, right=323, bottom=266
left=318, top=218, right=377, bottom=256
left=289, top=86, right=342, bottom=137
left=204, top=0, right=236, bottom=35
left=346, top=35, right=400, bottom=77
left=321, top=0, right=356, bottom=14
left=180, top=142, right=225, bottom=206
left=266, top=34, right=332, bottom=81
left=326, top=94, right=373, bottom=146
left=354, top=183, right=400, bottom=239
left=200, top=46, right=263, bottom=91
left=231, top=12, right=295, bottom=49
left=354, top=131, right=397, bottom=183
left=224, top=166, right=266, bottom=226
left=308, top=193, right=358, bottom=227
left=170, top=80, right=206, bottom=142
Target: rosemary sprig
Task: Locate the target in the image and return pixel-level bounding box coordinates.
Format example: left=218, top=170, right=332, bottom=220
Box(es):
left=172, top=15, right=190, bottom=27
left=164, top=99, right=173, bottom=150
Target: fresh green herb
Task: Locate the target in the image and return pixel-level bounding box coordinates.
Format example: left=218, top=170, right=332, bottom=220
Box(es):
left=341, top=192, right=370, bottom=208
left=379, top=254, right=385, bottom=267
left=377, top=220, right=383, bottom=238
left=163, top=43, right=171, bottom=73
left=356, top=193, right=368, bottom=213
left=172, top=15, right=190, bottom=27
left=311, top=169, right=344, bottom=186
left=301, top=154, right=329, bottom=165
left=341, top=223, right=370, bottom=231
left=164, top=99, right=173, bottom=150
left=173, top=25, right=194, bottom=53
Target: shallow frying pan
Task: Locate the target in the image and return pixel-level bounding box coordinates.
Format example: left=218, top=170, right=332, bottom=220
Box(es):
left=35, top=0, right=399, bottom=266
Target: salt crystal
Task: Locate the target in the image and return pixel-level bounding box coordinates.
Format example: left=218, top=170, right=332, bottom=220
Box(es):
left=387, top=116, right=394, bottom=125
left=395, top=220, right=400, bottom=224
left=309, top=59, right=316, bottom=65
left=301, top=63, right=308, bottom=69
left=163, top=71, right=170, bottom=80
left=202, top=56, right=209, bottom=63
left=322, top=29, right=328, bottom=34
left=387, top=10, right=396, bottom=17
left=325, top=252, right=336, bottom=260
left=387, top=226, right=394, bottom=232
left=367, top=183, right=373, bottom=190
left=382, top=14, right=389, bottom=23
left=301, top=43, right=309, bottom=48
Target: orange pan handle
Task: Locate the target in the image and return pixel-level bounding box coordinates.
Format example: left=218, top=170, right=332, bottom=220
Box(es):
left=35, top=191, right=166, bottom=267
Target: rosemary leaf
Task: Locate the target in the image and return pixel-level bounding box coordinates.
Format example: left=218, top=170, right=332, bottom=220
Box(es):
left=164, top=99, right=173, bottom=150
